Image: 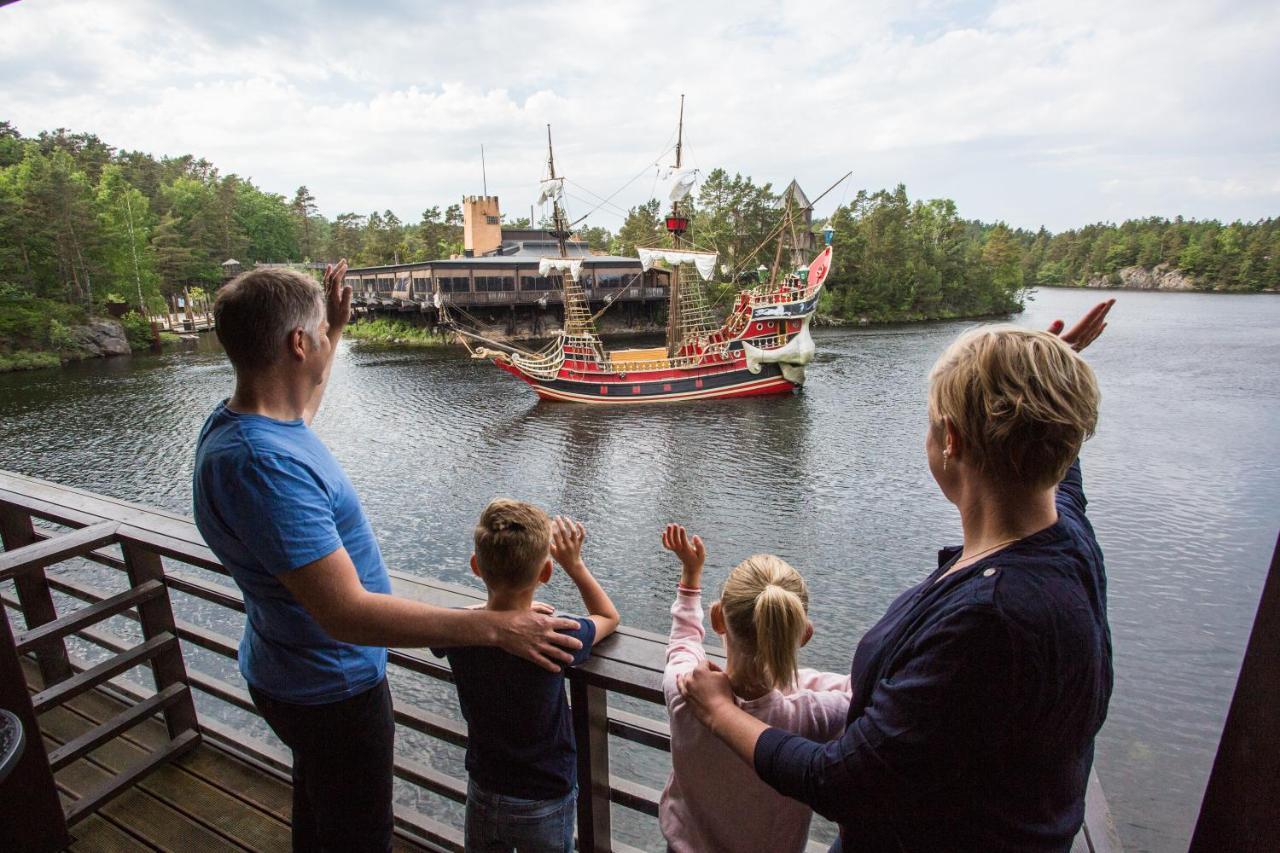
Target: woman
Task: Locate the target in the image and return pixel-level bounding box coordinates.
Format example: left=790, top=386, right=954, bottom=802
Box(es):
left=680, top=301, right=1116, bottom=852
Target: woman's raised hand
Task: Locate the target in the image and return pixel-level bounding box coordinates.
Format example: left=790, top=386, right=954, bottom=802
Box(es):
left=1048, top=298, right=1114, bottom=353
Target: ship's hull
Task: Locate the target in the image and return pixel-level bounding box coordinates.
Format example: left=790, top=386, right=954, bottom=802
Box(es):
left=498, top=360, right=797, bottom=404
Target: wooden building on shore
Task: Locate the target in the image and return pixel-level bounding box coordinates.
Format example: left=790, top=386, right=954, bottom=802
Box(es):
left=345, top=196, right=671, bottom=338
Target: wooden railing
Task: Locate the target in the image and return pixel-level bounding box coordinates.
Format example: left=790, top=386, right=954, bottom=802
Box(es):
left=0, top=470, right=1122, bottom=852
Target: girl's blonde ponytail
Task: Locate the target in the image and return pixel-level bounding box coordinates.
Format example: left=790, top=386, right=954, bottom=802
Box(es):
left=720, top=555, right=809, bottom=691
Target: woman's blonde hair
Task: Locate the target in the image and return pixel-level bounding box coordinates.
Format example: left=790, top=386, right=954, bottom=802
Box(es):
left=928, top=325, right=1100, bottom=489
left=719, top=555, right=809, bottom=691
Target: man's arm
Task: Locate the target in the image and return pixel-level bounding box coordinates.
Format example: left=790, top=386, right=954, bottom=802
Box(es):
left=277, top=546, right=583, bottom=671
left=303, top=259, right=351, bottom=425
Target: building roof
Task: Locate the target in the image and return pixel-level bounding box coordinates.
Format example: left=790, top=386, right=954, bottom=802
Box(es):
left=347, top=254, right=644, bottom=274
left=783, top=179, right=812, bottom=210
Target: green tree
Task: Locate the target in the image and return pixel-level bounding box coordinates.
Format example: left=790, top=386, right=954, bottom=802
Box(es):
left=611, top=200, right=663, bottom=257
left=96, top=164, right=161, bottom=312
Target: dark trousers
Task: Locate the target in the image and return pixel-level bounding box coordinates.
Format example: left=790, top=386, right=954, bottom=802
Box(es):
left=250, top=677, right=395, bottom=853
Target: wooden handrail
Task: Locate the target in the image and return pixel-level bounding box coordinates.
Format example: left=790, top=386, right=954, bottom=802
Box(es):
left=0, top=469, right=1124, bottom=852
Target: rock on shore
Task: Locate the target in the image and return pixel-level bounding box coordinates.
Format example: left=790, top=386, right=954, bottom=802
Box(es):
left=69, top=319, right=131, bottom=357
left=1084, top=264, right=1197, bottom=291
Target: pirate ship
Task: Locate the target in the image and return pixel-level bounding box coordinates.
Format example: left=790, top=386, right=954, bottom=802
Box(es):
left=450, top=103, right=834, bottom=404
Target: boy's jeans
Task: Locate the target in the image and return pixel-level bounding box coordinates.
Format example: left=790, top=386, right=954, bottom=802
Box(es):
left=464, top=779, right=576, bottom=853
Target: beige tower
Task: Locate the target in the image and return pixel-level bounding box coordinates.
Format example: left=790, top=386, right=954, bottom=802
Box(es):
left=462, top=195, right=502, bottom=257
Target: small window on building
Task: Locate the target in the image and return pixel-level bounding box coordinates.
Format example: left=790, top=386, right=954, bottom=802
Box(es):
left=485, top=215, right=500, bottom=225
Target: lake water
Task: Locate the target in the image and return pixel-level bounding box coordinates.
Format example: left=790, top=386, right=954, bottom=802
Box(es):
left=1, top=286, right=1277, bottom=851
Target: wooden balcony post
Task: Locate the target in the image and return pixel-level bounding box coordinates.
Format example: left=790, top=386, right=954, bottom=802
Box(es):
left=0, top=506, right=72, bottom=684
left=1190, top=531, right=1280, bottom=852
left=570, top=678, right=612, bottom=852
left=120, top=542, right=200, bottom=741
left=0, top=604, right=70, bottom=852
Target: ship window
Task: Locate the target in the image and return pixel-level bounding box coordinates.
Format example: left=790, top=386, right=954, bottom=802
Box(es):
left=597, top=273, right=629, bottom=289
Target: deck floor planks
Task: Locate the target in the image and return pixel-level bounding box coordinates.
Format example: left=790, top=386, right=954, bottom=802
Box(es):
left=38, top=698, right=290, bottom=851
left=21, top=657, right=435, bottom=852
left=68, top=814, right=156, bottom=852
left=65, top=685, right=295, bottom=823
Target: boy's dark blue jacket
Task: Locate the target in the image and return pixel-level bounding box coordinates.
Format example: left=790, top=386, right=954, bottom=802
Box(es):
left=435, top=616, right=596, bottom=799
left=754, top=461, right=1113, bottom=852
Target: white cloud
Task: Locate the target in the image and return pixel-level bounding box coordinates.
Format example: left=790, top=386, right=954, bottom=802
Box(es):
left=1, top=0, right=1276, bottom=231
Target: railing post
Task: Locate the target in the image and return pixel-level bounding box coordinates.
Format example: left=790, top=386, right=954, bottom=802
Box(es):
left=570, top=678, right=612, bottom=853
left=120, top=542, right=200, bottom=741
left=0, top=506, right=72, bottom=684
left=0, top=602, right=70, bottom=852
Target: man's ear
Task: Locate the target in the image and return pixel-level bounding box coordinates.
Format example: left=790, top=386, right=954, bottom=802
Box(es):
left=800, top=620, right=814, bottom=648
left=470, top=554, right=482, bottom=579
left=288, top=327, right=308, bottom=361
left=709, top=601, right=726, bottom=636
left=538, top=557, right=553, bottom=585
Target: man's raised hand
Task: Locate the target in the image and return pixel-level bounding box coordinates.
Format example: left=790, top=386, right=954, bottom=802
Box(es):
left=324, top=258, right=352, bottom=337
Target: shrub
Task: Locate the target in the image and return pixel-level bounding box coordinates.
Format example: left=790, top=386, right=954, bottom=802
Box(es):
left=120, top=311, right=155, bottom=351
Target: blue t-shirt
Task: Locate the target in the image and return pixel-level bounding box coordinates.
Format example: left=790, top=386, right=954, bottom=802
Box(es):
left=434, top=615, right=596, bottom=799
left=193, top=402, right=392, bottom=705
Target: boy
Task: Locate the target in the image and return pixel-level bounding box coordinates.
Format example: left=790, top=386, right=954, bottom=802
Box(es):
left=435, top=499, right=620, bottom=853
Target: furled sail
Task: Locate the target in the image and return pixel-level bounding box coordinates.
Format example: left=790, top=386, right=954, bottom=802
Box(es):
left=538, top=257, right=582, bottom=282
left=538, top=178, right=564, bottom=204
left=665, top=168, right=698, bottom=202
left=637, top=248, right=718, bottom=281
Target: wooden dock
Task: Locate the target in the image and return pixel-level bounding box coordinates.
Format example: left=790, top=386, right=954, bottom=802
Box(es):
left=0, top=469, right=1139, bottom=852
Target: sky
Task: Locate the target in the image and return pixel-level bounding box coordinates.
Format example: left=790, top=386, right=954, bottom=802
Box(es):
left=2, top=0, right=1277, bottom=232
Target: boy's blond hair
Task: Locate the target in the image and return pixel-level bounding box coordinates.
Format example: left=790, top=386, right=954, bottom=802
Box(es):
left=928, top=325, right=1100, bottom=489
left=719, top=555, right=809, bottom=691
left=473, top=499, right=551, bottom=588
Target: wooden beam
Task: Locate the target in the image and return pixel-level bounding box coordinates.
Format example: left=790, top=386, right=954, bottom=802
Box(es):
left=0, top=520, right=119, bottom=581
left=0, top=596, right=69, bottom=852
left=1190, top=531, right=1280, bottom=852
left=31, top=633, right=176, bottom=714
left=15, top=579, right=164, bottom=654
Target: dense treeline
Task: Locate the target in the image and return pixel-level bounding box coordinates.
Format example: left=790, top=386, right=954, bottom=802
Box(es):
left=2, top=122, right=1276, bottom=347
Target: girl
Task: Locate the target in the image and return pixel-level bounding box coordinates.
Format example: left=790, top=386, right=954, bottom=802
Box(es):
left=660, top=524, right=852, bottom=853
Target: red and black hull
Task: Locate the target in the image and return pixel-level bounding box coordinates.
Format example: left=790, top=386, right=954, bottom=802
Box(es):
left=498, top=360, right=796, bottom=403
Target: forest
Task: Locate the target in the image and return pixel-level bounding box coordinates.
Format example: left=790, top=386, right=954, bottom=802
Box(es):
left=1, top=122, right=1276, bottom=361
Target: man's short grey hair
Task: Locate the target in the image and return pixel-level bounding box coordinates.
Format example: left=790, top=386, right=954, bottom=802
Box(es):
left=213, top=268, right=325, bottom=372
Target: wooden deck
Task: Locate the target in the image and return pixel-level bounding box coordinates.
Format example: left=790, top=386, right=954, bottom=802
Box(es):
left=0, top=470, right=1126, bottom=852
left=23, top=658, right=432, bottom=853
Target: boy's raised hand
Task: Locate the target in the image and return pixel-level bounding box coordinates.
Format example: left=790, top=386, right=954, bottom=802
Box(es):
left=662, top=523, right=706, bottom=589
left=550, top=516, right=587, bottom=573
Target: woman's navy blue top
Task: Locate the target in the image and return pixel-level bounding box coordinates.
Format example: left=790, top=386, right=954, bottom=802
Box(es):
left=754, top=461, right=1113, bottom=852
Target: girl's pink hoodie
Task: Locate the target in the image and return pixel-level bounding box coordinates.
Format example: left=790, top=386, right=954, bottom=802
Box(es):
left=660, top=588, right=852, bottom=853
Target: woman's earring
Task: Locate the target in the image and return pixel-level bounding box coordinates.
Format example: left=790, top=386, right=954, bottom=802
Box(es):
left=943, top=450, right=950, bottom=472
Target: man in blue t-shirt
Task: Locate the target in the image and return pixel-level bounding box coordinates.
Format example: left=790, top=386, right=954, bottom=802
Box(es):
left=433, top=502, right=618, bottom=852
left=193, top=263, right=584, bottom=852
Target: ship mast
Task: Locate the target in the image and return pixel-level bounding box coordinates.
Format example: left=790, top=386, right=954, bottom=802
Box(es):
left=665, top=95, right=689, bottom=353
left=542, top=125, right=596, bottom=342
left=546, top=125, right=569, bottom=259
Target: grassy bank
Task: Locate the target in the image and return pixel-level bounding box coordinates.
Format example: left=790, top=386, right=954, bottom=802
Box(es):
left=0, top=295, right=179, bottom=372
left=344, top=318, right=451, bottom=347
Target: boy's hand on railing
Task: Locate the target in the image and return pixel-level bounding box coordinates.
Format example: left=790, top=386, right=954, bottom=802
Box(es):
left=662, top=524, right=706, bottom=589
left=550, top=516, right=588, bottom=575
